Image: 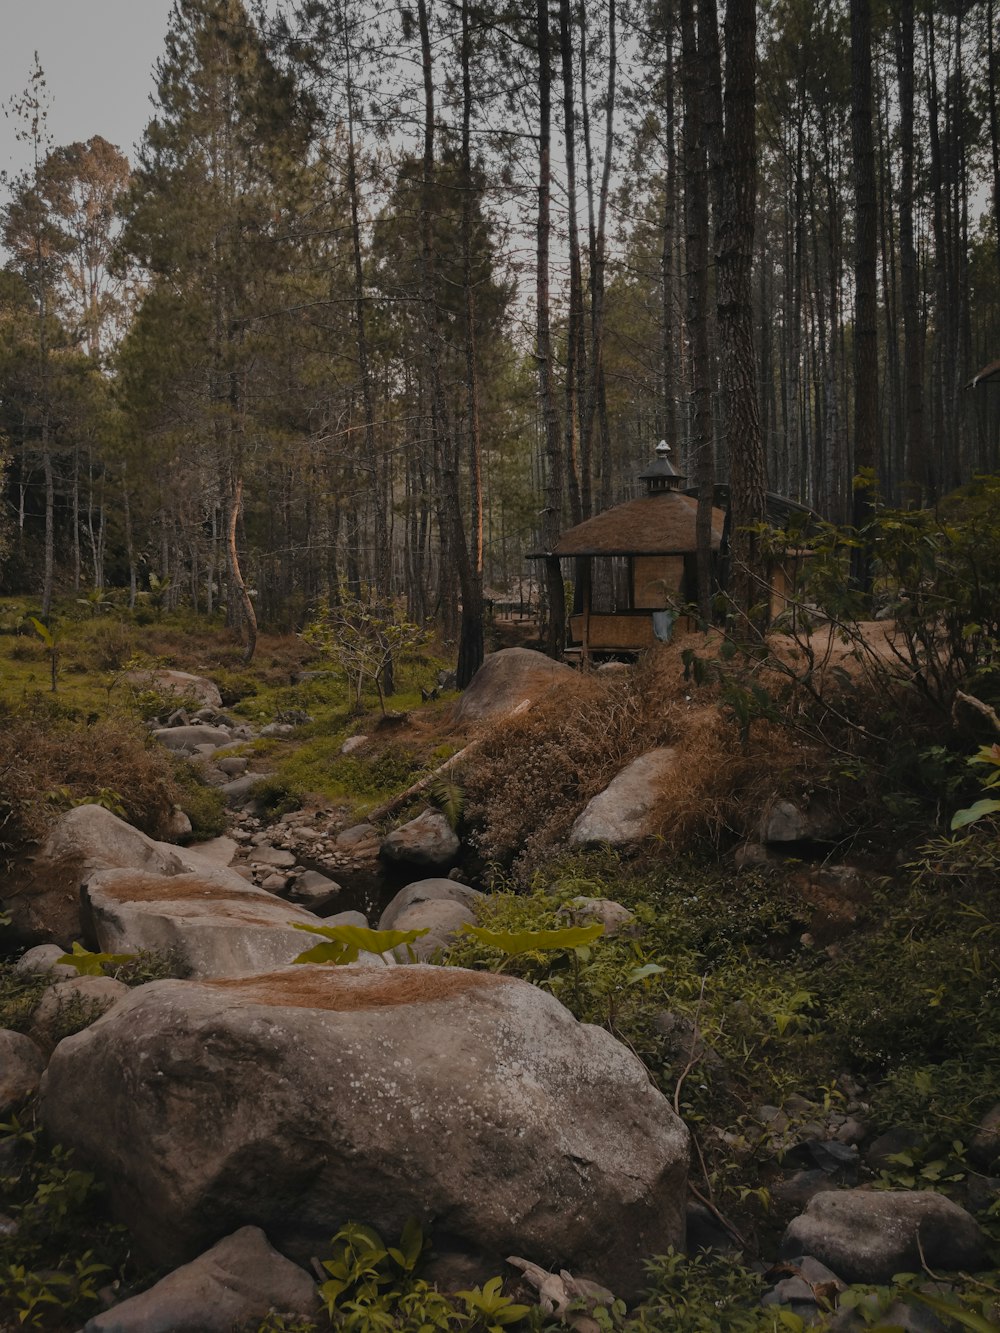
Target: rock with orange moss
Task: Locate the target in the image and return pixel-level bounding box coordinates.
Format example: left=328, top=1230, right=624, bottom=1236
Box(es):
left=80, top=868, right=356, bottom=979
left=39, top=964, right=688, bottom=1301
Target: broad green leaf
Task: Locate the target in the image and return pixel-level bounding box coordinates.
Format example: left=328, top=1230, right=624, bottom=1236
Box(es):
left=292, top=922, right=429, bottom=965
left=387, top=1217, right=423, bottom=1272
left=628, top=962, right=667, bottom=983
left=28, top=616, right=54, bottom=648
left=55, top=941, right=135, bottom=976
left=904, top=1292, right=1000, bottom=1333
left=459, top=922, right=604, bottom=957
left=950, top=798, right=1000, bottom=830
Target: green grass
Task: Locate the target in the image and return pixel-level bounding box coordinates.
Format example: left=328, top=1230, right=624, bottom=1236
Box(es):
left=255, top=736, right=425, bottom=813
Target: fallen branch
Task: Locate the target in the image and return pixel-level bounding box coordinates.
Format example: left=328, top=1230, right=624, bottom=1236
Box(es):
left=367, top=699, right=533, bottom=823
left=367, top=743, right=476, bottom=823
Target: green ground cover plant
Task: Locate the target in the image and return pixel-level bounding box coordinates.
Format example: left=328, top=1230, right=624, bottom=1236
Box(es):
left=0, top=1105, right=149, bottom=1331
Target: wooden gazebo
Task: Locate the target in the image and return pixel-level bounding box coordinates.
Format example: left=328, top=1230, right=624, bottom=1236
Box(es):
left=528, top=444, right=721, bottom=659
left=531, top=443, right=816, bottom=662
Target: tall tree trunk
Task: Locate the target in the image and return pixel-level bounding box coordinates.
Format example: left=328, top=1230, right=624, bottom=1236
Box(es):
left=226, top=476, right=257, bottom=664
left=718, top=0, right=766, bottom=624
left=559, top=0, right=583, bottom=526
left=851, top=0, right=879, bottom=591
left=41, top=442, right=54, bottom=618
left=537, top=0, right=565, bottom=655
left=342, top=13, right=388, bottom=594
left=896, top=0, right=926, bottom=503
left=416, top=0, right=480, bottom=688
left=681, top=0, right=715, bottom=623
left=988, top=0, right=1000, bottom=277
left=71, top=444, right=81, bottom=592
left=580, top=0, right=616, bottom=510
left=925, top=16, right=947, bottom=498
left=457, top=0, right=485, bottom=687
left=121, top=465, right=137, bottom=610
left=660, top=6, right=679, bottom=452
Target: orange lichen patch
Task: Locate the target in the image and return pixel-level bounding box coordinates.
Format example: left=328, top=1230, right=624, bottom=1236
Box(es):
left=203, top=966, right=510, bottom=1012
left=91, top=874, right=275, bottom=908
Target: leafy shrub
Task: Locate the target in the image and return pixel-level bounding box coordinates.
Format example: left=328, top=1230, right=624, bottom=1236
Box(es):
left=625, top=1249, right=793, bottom=1331
left=823, top=864, right=1000, bottom=1141
left=0, top=1108, right=142, bottom=1330
left=250, top=775, right=304, bottom=818
left=443, top=866, right=822, bottom=1127
left=315, top=1219, right=529, bottom=1331
left=462, top=676, right=653, bottom=872
left=90, top=620, right=136, bottom=671
left=303, top=588, right=428, bottom=715
left=31, top=991, right=115, bottom=1050
left=0, top=965, right=49, bottom=1034
left=266, top=739, right=420, bottom=808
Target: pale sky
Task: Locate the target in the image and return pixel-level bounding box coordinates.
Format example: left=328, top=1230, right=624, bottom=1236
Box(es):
left=0, top=0, right=172, bottom=180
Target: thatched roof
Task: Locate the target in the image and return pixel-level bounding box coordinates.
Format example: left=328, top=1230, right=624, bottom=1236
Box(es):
left=537, top=493, right=726, bottom=557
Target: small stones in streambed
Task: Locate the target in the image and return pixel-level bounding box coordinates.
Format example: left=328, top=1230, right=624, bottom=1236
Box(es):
left=260, top=873, right=291, bottom=893
left=250, top=846, right=295, bottom=869
left=287, top=871, right=343, bottom=912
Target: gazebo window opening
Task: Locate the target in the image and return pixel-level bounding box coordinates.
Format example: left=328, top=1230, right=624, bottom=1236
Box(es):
left=590, top=556, right=632, bottom=612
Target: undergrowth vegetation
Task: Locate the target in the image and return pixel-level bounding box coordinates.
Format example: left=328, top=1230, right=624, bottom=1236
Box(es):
left=4, top=488, right=1000, bottom=1328
left=0, top=1107, right=143, bottom=1332
left=0, top=598, right=451, bottom=862
left=445, top=837, right=1000, bottom=1256
left=0, top=704, right=183, bottom=868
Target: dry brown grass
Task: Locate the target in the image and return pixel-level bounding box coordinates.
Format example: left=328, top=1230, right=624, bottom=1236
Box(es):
left=462, top=636, right=829, bottom=874
left=207, top=965, right=510, bottom=1010
left=126, top=623, right=318, bottom=686
left=0, top=711, right=183, bottom=864
left=463, top=665, right=686, bottom=873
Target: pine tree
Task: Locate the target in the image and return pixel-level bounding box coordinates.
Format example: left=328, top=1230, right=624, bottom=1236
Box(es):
left=119, top=0, right=315, bottom=659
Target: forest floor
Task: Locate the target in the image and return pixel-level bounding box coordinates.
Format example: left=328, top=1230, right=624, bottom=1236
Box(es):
left=1, top=598, right=999, bottom=1330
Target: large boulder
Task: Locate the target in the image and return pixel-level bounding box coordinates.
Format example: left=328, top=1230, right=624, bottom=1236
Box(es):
left=388, top=900, right=478, bottom=961
left=14, top=944, right=78, bottom=981
left=123, top=669, right=223, bottom=710
left=40, top=965, right=689, bottom=1301
left=378, top=878, right=484, bottom=931
left=31, top=976, right=130, bottom=1050
left=0, top=1031, right=47, bottom=1113
left=82, top=1226, right=319, bottom=1333
left=4, top=805, right=191, bottom=946
left=381, top=809, right=460, bottom=871
left=452, top=648, right=576, bottom=725
left=779, top=1189, right=988, bottom=1282
left=80, top=868, right=331, bottom=979
left=970, top=1103, right=1000, bottom=1173
left=568, top=749, right=679, bottom=849
left=186, top=836, right=239, bottom=868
